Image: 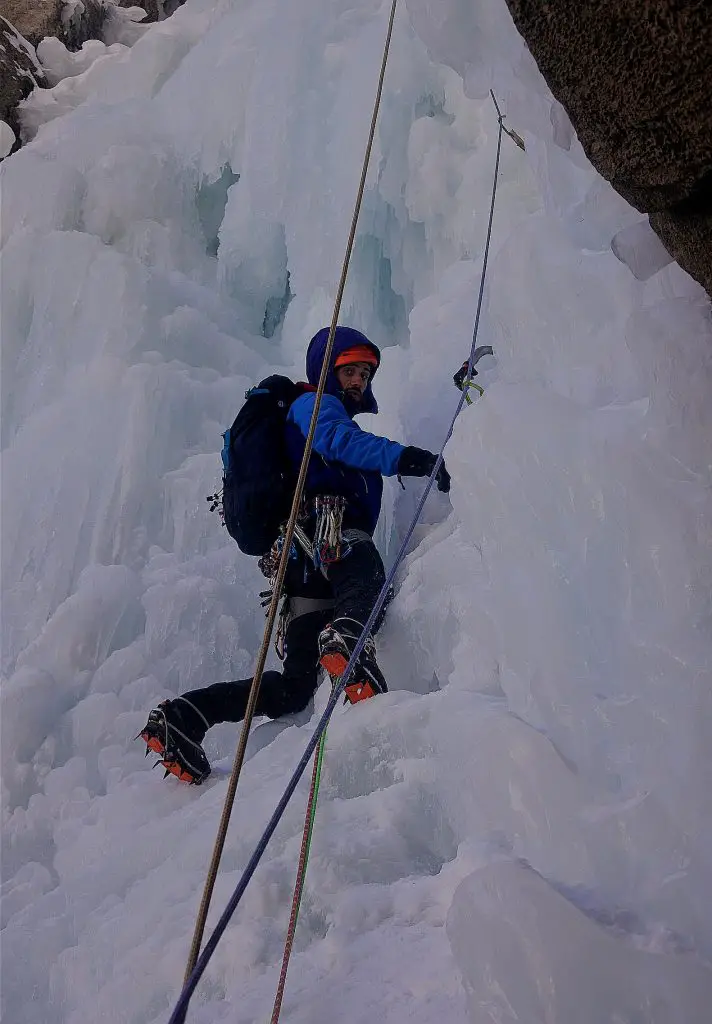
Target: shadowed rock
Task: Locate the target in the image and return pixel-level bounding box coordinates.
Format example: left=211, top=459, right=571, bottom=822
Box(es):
left=0, top=1, right=61, bottom=49
left=0, top=1, right=187, bottom=158
left=0, top=16, right=46, bottom=155
left=504, top=0, right=712, bottom=294
left=0, top=0, right=186, bottom=45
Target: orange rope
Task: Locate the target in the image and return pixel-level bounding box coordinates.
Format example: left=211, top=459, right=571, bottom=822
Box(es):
left=270, top=732, right=327, bottom=1022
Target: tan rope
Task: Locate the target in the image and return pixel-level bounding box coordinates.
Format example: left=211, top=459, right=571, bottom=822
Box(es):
left=181, top=0, right=400, bottom=990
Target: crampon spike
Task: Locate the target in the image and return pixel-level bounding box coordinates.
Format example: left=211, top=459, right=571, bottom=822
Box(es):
left=161, top=759, right=201, bottom=785
left=142, top=734, right=165, bottom=756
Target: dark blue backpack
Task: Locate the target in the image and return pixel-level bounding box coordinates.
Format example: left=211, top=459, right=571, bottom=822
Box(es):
left=220, top=375, right=308, bottom=555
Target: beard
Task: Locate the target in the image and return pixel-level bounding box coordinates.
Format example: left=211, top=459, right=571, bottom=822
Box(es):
left=341, top=389, right=364, bottom=415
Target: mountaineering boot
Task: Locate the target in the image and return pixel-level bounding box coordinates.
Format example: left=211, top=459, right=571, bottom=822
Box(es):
left=137, top=696, right=211, bottom=784
left=318, top=617, right=388, bottom=704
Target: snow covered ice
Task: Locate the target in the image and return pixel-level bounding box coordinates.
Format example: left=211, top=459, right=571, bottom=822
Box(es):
left=3, top=0, right=712, bottom=1021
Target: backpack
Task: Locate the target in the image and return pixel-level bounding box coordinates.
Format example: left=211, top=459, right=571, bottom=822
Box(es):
left=220, top=375, right=307, bottom=555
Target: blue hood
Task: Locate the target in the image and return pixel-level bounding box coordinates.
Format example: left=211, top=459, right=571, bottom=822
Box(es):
left=305, top=326, right=380, bottom=415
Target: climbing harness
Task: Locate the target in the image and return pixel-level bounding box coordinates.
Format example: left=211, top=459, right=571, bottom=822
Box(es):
left=167, top=83, right=521, bottom=1024
left=258, top=505, right=343, bottom=661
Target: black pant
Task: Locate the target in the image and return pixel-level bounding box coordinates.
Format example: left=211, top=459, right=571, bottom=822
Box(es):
left=182, top=530, right=386, bottom=733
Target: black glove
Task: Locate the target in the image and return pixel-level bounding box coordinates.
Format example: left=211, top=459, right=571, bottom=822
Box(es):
left=397, top=446, right=451, bottom=493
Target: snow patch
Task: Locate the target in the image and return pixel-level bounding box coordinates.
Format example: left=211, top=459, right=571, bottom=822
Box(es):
left=0, top=119, right=15, bottom=157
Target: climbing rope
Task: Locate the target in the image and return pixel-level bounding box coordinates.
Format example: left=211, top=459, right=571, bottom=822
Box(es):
left=177, top=0, right=401, bottom=1014
left=270, top=730, right=328, bottom=1023
left=167, top=88, right=518, bottom=1024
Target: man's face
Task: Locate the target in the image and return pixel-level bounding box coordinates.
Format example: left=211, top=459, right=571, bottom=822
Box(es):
left=335, top=362, right=372, bottom=403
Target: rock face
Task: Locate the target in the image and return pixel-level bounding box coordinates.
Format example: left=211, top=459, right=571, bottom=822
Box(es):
left=0, top=1, right=188, bottom=158
left=503, top=0, right=712, bottom=295
left=0, top=2, right=111, bottom=157
left=0, top=1, right=61, bottom=48
left=115, top=0, right=160, bottom=22
left=0, top=0, right=187, bottom=43
left=63, top=1, right=109, bottom=51
left=0, top=16, right=46, bottom=154
left=114, top=1, right=186, bottom=21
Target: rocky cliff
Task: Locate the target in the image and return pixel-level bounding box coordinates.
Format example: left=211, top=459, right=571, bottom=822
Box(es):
left=0, top=1, right=187, bottom=157
left=1, top=14, right=46, bottom=155
left=503, top=0, right=712, bottom=295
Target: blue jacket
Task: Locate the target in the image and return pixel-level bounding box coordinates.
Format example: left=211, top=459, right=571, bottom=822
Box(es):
left=285, top=327, right=404, bottom=536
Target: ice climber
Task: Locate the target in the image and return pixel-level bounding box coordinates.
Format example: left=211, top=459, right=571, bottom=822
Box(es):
left=139, top=326, right=451, bottom=782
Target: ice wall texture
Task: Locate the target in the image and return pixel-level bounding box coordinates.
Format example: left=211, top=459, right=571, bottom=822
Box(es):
left=2, top=1, right=712, bottom=1022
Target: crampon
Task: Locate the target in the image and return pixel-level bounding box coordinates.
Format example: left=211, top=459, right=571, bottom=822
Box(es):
left=318, top=620, right=387, bottom=705
left=137, top=702, right=211, bottom=785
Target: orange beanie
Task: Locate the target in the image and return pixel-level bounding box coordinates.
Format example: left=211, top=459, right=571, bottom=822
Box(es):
left=334, top=344, right=379, bottom=368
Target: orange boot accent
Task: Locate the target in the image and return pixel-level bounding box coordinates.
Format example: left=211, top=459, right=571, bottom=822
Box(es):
left=160, top=759, right=199, bottom=784
left=344, top=680, right=378, bottom=704
left=319, top=651, right=349, bottom=678
left=142, top=732, right=167, bottom=756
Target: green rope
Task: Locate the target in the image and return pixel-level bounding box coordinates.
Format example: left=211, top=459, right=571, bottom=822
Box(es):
left=293, top=731, right=327, bottom=919
left=270, top=729, right=328, bottom=1022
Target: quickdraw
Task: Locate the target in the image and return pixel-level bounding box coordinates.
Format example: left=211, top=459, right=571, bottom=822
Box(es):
left=258, top=532, right=298, bottom=659
left=313, top=495, right=350, bottom=566
left=274, top=597, right=290, bottom=661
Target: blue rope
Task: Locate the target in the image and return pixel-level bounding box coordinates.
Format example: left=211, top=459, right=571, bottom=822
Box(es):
left=167, top=96, right=504, bottom=1024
